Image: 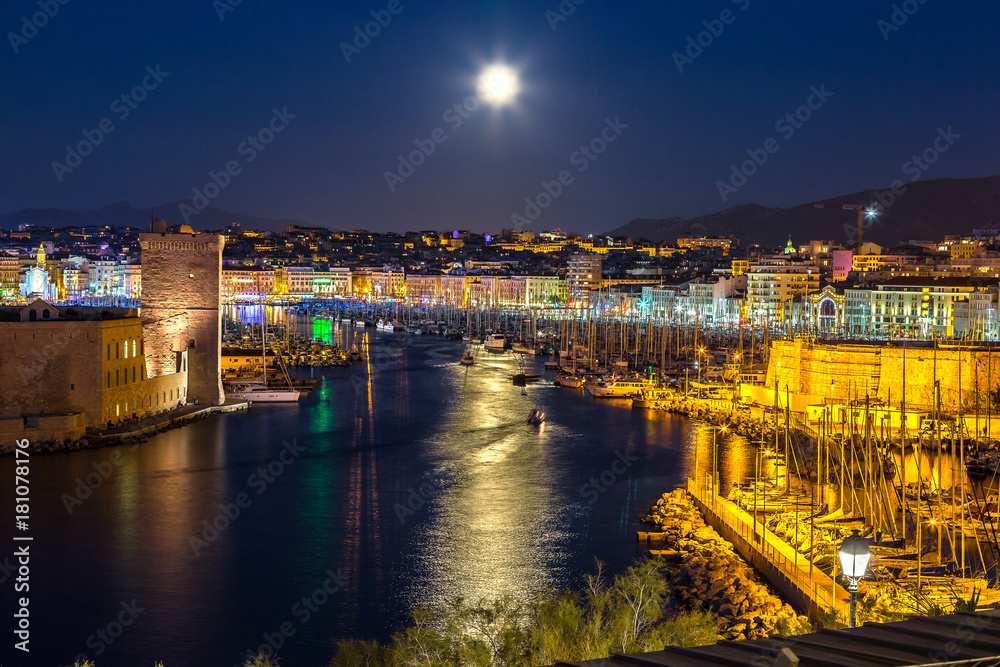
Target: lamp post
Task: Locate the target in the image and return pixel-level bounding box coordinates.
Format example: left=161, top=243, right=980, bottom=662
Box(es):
left=697, top=346, right=706, bottom=398
left=712, top=425, right=727, bottom=501
left=838, top=530, right=871, bottom=628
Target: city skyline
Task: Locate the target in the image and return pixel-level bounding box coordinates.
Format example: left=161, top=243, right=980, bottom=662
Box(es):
left=2, top=2, right=998, bottom=234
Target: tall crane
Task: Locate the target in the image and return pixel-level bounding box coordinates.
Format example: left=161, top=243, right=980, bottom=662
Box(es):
left=799, top=202, right=879, bottom=249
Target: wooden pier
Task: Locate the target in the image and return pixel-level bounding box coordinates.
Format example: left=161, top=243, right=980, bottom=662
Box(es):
left=687, top=477, right=852, bottom=622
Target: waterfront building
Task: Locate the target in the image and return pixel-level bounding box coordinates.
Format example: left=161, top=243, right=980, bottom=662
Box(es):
left=567, top=254, right=602, bottom=308
left=122, top=263, right=142, bottom=301
left=369, top=268, right=405, bottom=299
left=0, top=300, right=190, bottom=442
left=746, top=260, right=819, bottom=325
left=275, top=265, right=315, bottom=298
left=404, top=273, right=440, bottom=303
left=0, top=251, right=19, bottom=299
left=687, top=276, right=745, bottom=323
left=222, top=267, right=275, bottom=300
left=953, top=292, right=999, bottom=340
left=439, top=274, right=466, bottom=305
left=312, top=268, right=351, bottom=297
left=466, top=276, right=496, bottom=307
left=495, top=276, right=526, bottom=307
left=524, top=275, right=565, bottom=308
left=799, top=284, right=846, bottom=335
left=19, top=246, right=58, bottom=301
left=640, top=285, right=681, bottom=319
left=843, top=277, right=989, bottom=339
left=351, top=268, right=372, bottom=298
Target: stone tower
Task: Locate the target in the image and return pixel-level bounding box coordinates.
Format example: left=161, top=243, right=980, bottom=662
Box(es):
left=139, top=232, right=225, bottom=405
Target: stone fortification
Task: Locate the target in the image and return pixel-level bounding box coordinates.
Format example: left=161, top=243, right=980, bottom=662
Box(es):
left=139, top=233, right=224, bottom=405
left=767, top=339, right=1000, bottom=414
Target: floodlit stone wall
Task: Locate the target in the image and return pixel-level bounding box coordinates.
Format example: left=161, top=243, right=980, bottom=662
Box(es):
left=767, top=339, right=1000, bottom=414
left=139, top=234, right=224, bottom=405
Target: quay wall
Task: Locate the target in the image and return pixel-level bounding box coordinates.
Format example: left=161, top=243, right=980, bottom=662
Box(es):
left=688, top=479, right=849, bottom=622
left=768, top=340, right=1000, bottom=414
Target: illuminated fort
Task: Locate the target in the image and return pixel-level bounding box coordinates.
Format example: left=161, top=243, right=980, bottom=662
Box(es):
left=0, top=223, right=224, bottom=442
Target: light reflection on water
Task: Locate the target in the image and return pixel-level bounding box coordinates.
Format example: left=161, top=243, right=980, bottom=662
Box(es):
left=2, top=329, right=734, bottom=667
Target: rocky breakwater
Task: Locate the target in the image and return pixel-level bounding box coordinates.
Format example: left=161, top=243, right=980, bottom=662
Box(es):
left=655, top=395, right=777, bottom=444
left=646, top=488, right=811, bottom=640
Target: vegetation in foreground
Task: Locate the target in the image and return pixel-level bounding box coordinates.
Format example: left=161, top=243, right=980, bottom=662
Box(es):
left=65, top=560, right=719, bottom=667
left=328, top=559, right=718, bottom=667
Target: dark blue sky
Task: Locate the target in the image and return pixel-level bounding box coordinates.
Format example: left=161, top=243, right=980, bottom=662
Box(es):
left=2, top=0, right=997, bottom=233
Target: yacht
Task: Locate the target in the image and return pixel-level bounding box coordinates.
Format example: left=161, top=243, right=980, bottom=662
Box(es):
left=484, top=333, right=507, bottom=352
left=226, top=384, right=301, bottom=403
left=587, top=377, right=656, bottom=398
left=376, top=319, right=395, bottom=331
left=631, top=387, right=675, bottom=408
left=554, top=373, right=583, bottom=388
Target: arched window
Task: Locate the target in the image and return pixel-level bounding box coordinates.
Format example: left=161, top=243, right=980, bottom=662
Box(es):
left=132, top=340, right=137, bottom=357
left=42, top=309, right=50, bottom=319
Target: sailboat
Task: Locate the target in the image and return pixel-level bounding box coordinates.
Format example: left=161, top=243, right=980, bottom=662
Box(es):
left=460, top=346, right=475, bottom=366
left=226, top=314, right=301, bottom=403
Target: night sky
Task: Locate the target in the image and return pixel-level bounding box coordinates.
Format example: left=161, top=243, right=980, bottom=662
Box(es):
left=2, top=0, right=997, bottom=234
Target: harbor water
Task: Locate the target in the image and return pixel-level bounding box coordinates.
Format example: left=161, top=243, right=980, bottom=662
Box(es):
left=0, top=329, right=759, bottom=667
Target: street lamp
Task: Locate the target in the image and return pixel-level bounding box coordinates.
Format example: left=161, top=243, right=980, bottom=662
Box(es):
left=697, top=346, right=706, bottom=398
left=712, top=425, right=727, bottom=499
left=838, top=530, right=871, bottom=628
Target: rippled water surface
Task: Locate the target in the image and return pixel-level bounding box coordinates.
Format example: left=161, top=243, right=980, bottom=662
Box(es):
left=0, top=331, right=755, bottom=667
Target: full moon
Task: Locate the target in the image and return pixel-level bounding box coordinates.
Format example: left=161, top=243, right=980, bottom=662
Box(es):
left=478, top=65, right=519, bottom=105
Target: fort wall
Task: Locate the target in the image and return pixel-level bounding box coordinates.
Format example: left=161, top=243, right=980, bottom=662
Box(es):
left=138, top=234, right=224, bottom=405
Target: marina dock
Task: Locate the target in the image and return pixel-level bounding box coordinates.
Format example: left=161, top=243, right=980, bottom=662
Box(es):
left=687, top=476, right=852, bottom=622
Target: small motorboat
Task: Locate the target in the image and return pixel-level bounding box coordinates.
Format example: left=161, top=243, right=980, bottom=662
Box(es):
left=527, top=408, right=546, bottom=425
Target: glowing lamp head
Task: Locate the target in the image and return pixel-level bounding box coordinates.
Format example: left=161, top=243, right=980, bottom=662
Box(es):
left=478, top=65, right=519, bottom=105
left=838, top=530, right=871, bottom=579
